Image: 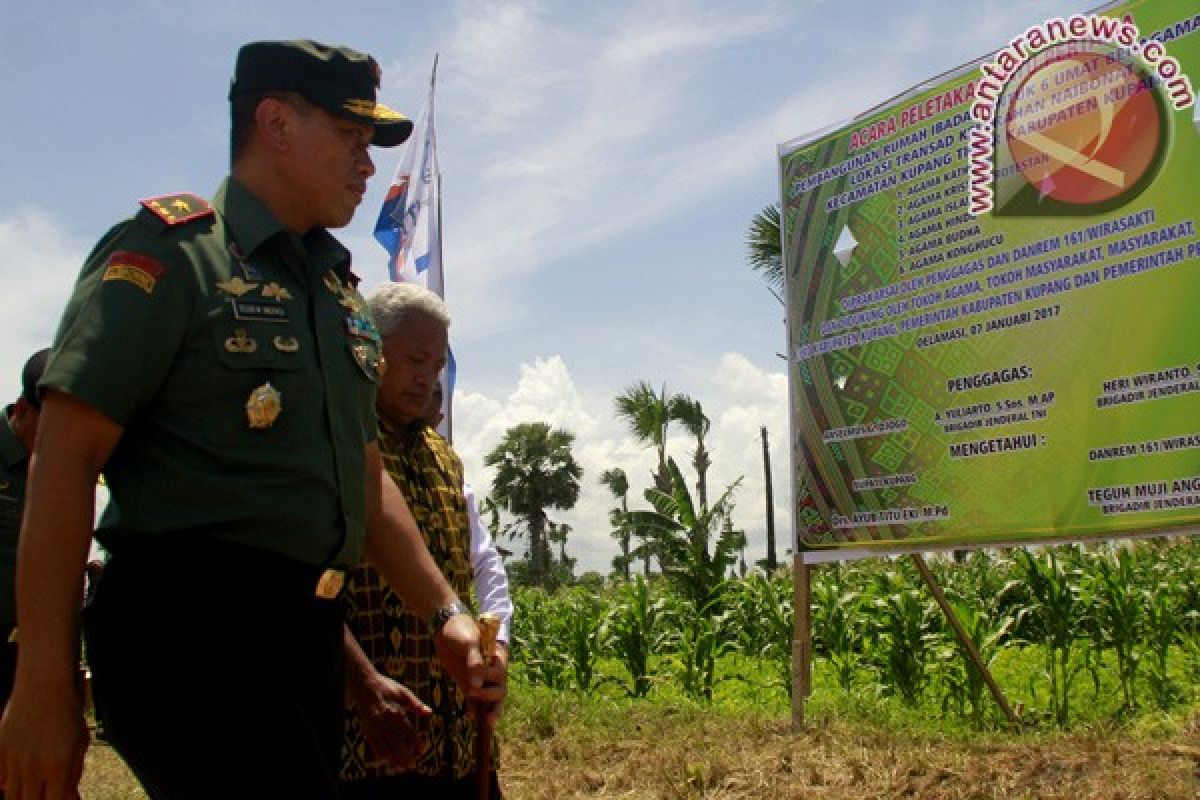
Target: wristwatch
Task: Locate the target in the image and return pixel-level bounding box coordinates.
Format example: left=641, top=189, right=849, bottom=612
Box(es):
left=428, top=600, right=472, bottom=636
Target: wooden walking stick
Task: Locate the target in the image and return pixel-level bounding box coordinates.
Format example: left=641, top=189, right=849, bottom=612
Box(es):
left=476, top=612, right=501, bottom=800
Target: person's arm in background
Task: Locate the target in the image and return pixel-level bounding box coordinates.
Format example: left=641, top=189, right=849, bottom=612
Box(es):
left=464, top=483, right=512, bottom=699
left=0, top=392, right=122, bottom=799
left=465, top=484, right=513, bottom=644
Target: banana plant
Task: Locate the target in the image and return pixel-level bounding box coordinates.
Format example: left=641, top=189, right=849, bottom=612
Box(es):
left=622, top=458, right=744, bottom=612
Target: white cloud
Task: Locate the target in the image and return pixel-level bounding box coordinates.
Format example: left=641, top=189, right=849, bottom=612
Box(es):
left=453, top=350, right=789, bottom=576
left=0, top=208, right=86, bottom=402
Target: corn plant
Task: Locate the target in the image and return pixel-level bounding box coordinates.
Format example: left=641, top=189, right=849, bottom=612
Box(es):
left=511, top=588, right=572, bottom=690
left=810, top=566, right=864, bottom=692
left=1008, top=547, right=1096, bottom=728
left=602, top=575, right=669, bottom=698
left=1087, top=547, right=1144, bottom=713
left=931, top=597, right=1015, bottom=728
left=660, top=595, right=740, bottom=703
left=727, top=572, right=794, bottom=697
left=864, top=570, right=940, bottom=705
left=560, top=588, right=607, bottom=694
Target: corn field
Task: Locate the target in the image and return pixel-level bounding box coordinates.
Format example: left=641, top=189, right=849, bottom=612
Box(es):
left=507, top=538, right=1200, bottom=730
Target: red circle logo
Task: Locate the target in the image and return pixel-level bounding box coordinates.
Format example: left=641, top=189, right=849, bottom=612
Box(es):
left=1004, top=52, right=1160, bottom=206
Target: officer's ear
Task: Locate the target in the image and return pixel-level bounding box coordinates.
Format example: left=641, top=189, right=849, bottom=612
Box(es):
left=254, top=96, right=301, bottom=152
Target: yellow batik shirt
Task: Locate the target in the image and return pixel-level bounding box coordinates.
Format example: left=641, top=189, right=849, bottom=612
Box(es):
left=341, top=418, right=477, bottom=781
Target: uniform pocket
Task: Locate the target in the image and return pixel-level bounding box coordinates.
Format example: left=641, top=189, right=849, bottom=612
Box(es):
left=205, top=319, right=306, bottom=446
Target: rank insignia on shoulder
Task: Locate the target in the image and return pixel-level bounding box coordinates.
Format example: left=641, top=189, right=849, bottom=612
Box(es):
left=102, top=251, right=166, bottom=294
left=139, top=193, right=214, bottom=227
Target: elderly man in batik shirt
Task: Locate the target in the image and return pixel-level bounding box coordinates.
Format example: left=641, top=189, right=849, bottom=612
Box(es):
left=341, top=282, right=512, bottom=800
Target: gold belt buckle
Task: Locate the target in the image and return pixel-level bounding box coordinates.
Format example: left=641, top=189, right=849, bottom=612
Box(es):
left=314, top=568, right=345, bottom=599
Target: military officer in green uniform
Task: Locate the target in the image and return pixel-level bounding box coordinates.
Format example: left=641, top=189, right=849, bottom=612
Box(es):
left=0, top=41, right=501, bottom=800
left=0, top=350, right=49, bottom=713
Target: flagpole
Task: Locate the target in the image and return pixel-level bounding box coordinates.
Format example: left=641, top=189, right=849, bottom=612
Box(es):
left=431, top=54, right=444, bottom=301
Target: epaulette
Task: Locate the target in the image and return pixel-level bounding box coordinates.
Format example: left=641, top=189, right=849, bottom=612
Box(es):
left=137, top=193, right=214, bottom=231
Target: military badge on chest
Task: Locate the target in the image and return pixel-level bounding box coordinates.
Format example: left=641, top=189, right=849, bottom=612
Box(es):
left=326, top=269, right=385, bottom=380
left=245, top=382, right=282, bottom=429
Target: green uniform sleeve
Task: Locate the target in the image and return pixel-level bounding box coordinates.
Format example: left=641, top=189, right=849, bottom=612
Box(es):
left=42, top=222, right=196, bottom=427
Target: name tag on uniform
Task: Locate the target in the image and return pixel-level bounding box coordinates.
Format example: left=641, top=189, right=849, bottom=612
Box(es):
left=231, top=299, right=288, bottom=323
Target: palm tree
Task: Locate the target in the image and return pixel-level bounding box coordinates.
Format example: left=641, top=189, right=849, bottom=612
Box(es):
left=485, top=422, right=582, bottom=587
left=601, top=467, right=634, bottom=581
left=745, top=203, right=783, bottom=299
left=668, top=394, right=711, bottom=514
left=614, top=381, right=675, bottom=494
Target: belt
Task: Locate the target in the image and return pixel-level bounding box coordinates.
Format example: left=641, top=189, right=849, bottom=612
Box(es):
left=102, top=535, right=348, bottom=602
left=314, top=568, right=345, bottom=599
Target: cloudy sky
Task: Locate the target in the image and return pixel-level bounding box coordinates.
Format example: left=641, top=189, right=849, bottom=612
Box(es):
left=0, top=0, right=1087, bottom=574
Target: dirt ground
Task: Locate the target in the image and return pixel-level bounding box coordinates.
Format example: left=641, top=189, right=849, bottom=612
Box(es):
left=498, top=711, right=1200, bottom=800
left=83, top=710, right=1200, bottom=799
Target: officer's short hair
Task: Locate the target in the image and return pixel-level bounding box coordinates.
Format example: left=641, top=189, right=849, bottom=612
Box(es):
left=366, top=283, right=451, bottom=338
left=20, top=349, right=50, bottom=410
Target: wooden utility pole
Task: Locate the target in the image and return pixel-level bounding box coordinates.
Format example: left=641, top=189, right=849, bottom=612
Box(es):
left=791, top=557, right=812, bottom=731
left=761, top=426, right=777, bottom=572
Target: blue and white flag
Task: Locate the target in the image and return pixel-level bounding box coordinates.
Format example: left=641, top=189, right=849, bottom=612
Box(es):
left=374, top=60, right=456, bottom=436
left=375, top=72, right=442, bottom=294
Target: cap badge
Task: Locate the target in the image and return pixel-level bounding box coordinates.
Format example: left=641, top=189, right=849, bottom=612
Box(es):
left=343, top=98, right=404, bottom=122
left=246, top=382, right=282, bottom=429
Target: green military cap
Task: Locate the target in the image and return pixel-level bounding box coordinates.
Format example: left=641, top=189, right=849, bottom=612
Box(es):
left=229, top=39, right=413, bottom=147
